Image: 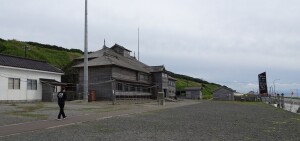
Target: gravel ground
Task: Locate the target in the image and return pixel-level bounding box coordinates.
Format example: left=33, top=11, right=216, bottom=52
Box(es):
left=0, top=101, right=143, bottom=126
left=1, top=101, right=299, bottom=141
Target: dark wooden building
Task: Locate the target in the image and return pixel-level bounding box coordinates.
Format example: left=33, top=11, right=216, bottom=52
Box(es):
left=73, top=44, right=176, bottom=100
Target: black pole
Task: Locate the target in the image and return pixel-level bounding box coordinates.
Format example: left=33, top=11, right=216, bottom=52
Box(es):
left=24, top=46, right=28, bottom=57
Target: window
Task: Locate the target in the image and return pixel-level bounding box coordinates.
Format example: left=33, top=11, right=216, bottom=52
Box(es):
left=8, top=78, right=20, bottom=89
left=162, top=73, right=168, bottom=78
left=130, top=86, right=136, bottom=91
left=116, top=83, right=123, bottom=91
left=27, top=79, right=37, bottom=90
left=139, top=73, right=149, bottom=81
left=124, top=85, right=129, bottom=91
left=142, top=87, right=148, bottom=92
left=137, top=87, right=141, bottom=92
left=169, top=81, right=174, bottom=86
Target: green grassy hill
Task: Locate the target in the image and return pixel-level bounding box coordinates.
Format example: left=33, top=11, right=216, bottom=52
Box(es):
left=0, top=38, right=82, bottom=69
left=0, top=38, right=221, bottom=97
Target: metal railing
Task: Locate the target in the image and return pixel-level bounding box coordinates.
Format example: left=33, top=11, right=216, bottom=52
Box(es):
left=261, top=95, right=300, bottom=113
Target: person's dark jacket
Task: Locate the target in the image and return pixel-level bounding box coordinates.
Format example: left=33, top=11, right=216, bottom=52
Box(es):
left=57, top=91, right=67, bottom=105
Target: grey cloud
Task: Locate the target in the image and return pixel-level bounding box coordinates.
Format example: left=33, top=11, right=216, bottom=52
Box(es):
left=1, top=0, right=299, bottom=93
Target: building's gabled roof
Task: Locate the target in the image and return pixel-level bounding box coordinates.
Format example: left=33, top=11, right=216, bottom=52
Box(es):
left=0, top=54, right=64, bottom=74
left=147, top=65, right=165, bottom=72
left=111, top=44, right=132, bottom=52
left=73, top=46, right=151, bottom=73
left=74, top=47, right=108, bottom=60
left=168, top=76, right=177, bottom=81
left=185, top=87, right=202, bottom=90
left=213, top=86, right=236, bottom=93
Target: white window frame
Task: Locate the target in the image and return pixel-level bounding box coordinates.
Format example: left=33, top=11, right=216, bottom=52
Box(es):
left=8, top=78, right=20, bottom=89
left=27, top=79, right=37, bottom=90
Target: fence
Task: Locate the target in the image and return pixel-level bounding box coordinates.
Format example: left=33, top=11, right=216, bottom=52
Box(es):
left=261, top=95, right=300, bottom=113
left=112, top=91, right=153, bottom=104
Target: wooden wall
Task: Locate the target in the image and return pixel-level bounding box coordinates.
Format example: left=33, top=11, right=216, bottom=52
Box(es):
left=77, top=65, right=176, bottom=100
left=78, top=66, right=113, bottom=100
left=112, top=67, right=137, bottom=81
left=213, top=89, right=234, bottom=101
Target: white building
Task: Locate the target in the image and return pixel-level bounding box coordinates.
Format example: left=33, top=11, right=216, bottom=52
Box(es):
left=0, top=54, right=64, bottom=102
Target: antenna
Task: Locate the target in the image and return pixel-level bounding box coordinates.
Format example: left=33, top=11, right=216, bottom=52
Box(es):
left=138, top=27, right=139, bottom=61
left=103, top=38, right=106, bottom=49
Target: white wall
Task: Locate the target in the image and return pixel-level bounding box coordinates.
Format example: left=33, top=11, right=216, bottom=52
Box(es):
left=0, top=66, right=62, bottom=101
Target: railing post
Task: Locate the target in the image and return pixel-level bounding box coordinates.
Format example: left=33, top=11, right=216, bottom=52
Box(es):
left=158, top=92, right=165, bottom=106
left=280, top=93, right=284, bottom=108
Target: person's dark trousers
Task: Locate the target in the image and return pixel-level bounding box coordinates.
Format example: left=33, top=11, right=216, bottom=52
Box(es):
left=58, top=103, right=66, bottom=119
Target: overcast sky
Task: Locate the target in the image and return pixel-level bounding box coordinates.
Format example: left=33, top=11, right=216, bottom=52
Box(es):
left=1, top=0, right=300, bottom=95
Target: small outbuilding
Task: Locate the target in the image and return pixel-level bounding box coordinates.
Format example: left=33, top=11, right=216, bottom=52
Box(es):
left=243, top=94, right=257, bottom=102
left=185, top=87, right=202, bottom=99
left=234, top=92, right=245, bottom=101
left=213, top=87, right=236, bottom=101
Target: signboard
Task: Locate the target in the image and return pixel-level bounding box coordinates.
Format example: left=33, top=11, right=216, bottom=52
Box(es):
left=258, top=72, right=268, bottom=96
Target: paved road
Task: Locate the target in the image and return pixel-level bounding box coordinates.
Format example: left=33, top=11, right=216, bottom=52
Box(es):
left=1, top=101, right=299, bottom=141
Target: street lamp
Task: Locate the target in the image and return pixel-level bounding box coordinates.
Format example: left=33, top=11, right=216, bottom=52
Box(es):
left=269, top=86, right=273, bottom=95
left=273, top=79, right=280, bottom=95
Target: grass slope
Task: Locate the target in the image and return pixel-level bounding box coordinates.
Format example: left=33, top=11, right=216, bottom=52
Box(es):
left=0, top=39, right=82, bottom=69
left=176, top=78, right=219, bottom=99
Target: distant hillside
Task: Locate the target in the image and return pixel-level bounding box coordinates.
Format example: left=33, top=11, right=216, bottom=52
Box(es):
left=0, top=38, right=222, bottom=97
left=0, top=38, right=82, bottom=69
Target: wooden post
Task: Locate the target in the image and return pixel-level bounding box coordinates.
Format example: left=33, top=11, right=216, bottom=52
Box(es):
left=280, top=93, right=284, bottom=108
left=112, top=81, right=116, bottom=105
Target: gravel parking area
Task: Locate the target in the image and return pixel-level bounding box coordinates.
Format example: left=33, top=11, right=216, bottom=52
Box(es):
left=0, top=100, right=150, bottom=126
left=1, top=101, right=299, bottom=141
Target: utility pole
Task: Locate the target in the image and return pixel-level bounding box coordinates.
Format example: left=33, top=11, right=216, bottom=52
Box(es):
left=83, top=0, right=89, bottom=102
left=23, top=46, right=30, bottom=57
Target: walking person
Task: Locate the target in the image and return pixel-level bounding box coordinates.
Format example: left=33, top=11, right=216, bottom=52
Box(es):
left=57, top=87, right=67, bottom=120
